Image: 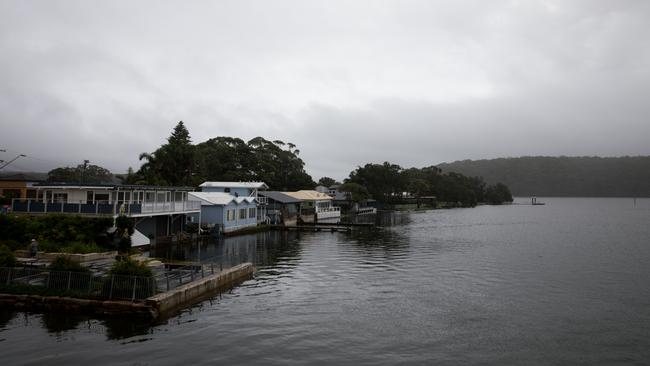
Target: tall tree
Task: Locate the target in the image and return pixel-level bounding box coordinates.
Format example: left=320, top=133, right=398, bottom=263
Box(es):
left=48, top=164, right=113, bottom=184
left=136, top=121, right=196, bottom=186
left=318, top=177, right=338, bottom=187
left=346, top=162, right=406, bottom=202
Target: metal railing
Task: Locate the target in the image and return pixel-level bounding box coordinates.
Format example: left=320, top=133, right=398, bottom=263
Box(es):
left=155, top=261, right=228, bottom=292
left=0, top=267, right=156, bottom=301
left=10, top=199, right=201, bottom=216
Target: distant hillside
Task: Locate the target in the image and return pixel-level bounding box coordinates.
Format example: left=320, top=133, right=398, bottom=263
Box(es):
left=437, top=156, right=650, bottom=197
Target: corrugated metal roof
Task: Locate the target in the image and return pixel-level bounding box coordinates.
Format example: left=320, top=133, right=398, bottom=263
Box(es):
left=188, top=192, right=256, bottom=206
left=260, top=191, right=301, bottom=203
left=199, top=181, right=268, bottom=189
left=283, top=190, right=333, bottom=201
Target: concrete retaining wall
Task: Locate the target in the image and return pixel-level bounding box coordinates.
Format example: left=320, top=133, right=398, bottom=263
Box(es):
left=0, top=263, right=255, bottom=320
left=147, top=263, right=255, bottom=316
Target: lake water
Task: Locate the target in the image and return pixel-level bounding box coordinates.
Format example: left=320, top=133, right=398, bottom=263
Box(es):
left=2, top=197, right=650, bottom=365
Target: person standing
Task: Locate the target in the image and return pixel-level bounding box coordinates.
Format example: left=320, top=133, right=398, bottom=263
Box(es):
left=29, top=238, right=38, bottom=258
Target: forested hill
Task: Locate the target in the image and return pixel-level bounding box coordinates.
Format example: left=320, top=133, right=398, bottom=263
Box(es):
left=437, top=156, right=650, bottom=197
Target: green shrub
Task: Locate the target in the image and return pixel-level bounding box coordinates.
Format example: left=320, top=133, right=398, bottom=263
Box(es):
left=0, top=245, right=17, bottom=267
left=0, top=214, right=113, bottom=251
left=48, top=256, right=90, bottom=273
left=109, top=258, right=153, bottom=277
left=0, top=239, right=24, bottom=251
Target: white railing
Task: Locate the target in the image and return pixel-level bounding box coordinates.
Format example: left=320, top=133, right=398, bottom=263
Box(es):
left=140, top=200, right=202, bottom=214
left=316, top=206, right=341, bottom=219
left=11, top=198, right=201, bottom=216
left=355, top=207, right=377, bottom=215
left=316, top=206, right=341, bottom=213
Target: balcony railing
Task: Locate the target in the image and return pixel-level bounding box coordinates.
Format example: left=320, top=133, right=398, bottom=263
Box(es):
left=316, top=206, right=341, bottom=219
left=11, top=199, right=201, bottom=216
left=316, top=206, right=341, bottom=213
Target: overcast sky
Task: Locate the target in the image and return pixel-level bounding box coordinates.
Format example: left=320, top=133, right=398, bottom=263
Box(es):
left=1, top=0, right=649, bottom=181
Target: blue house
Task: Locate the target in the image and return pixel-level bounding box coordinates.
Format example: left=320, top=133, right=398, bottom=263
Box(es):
left=189, top=182, right=268, bottom=233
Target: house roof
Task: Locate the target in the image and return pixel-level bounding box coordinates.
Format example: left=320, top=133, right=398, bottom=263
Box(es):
left=33, top=183, right=196, bottom=191
left=188, top=192, right=256, bottom=206
left=199, top=181, right=268, bottom=189
left=283, top=190, right=333, bottom=201
left=260, top=191, right=301, bottom=204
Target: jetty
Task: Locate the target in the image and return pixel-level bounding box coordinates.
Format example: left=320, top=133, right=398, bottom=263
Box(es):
left=271, top=221, right=375, bottom=233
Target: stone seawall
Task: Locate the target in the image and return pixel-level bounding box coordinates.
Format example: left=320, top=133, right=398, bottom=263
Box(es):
left=146, top=263, right=255, bottom=316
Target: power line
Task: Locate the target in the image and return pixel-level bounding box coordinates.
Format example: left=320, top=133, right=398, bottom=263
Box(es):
left=0, top=154, right=26, bottom=170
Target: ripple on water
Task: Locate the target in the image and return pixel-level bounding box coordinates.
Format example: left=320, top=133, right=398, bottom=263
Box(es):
left=3, top=201, right=650, bottom=365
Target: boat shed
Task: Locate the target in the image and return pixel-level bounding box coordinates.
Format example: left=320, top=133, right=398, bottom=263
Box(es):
left=259, top=191, right=301, bottom=226
left=189, top=191, right=258, bottom=233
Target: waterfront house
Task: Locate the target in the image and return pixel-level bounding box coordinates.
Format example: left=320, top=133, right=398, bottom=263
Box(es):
left=190, top=181, right=268, bottom=233
left=283, top=190, right=340, bottom=222
left=259, top=191, right=301, bottom=226
left=9, top=183, right=201, bottom=246
left=329, top=187, right=377, bottom=215
left=188, top=191, right=258, bottom=233
left=0, top=172, right=47, bottom=201
left=315, top=184, right=341, bottom=196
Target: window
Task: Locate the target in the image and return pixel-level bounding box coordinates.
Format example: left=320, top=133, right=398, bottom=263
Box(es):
left=224, top=188, right=231, bottom=193
left=227, top=209, right=235, bottom=221
left=249, top=207, right=257, bottom=218
left=175, top=192, right=184, bottom=202
left=117, top=191, right=131, bottom=203
left=239, top=208, right=247, bottom=219
left=53, top=193, right=68, bottom=203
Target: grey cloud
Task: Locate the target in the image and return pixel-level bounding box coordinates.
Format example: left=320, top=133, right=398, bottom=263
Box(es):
left=1, top=0, right=649, bottom=181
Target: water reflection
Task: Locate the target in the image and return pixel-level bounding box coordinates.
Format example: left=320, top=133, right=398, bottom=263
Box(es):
left=150, top=231, right=305, bottom=269
left=102, top=317, right=154, bottom=340
left=0, top=307, right=16, bottom=330
left=41, top=312, right=90, bottom=334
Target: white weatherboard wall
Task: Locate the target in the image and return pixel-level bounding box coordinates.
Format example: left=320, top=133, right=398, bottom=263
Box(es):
left=222, top=202, right=257, bottom=232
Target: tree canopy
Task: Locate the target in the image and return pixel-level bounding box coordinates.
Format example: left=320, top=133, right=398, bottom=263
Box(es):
left=346, top=162, right=512, bottom=206
left=132, top=122, right=314, bottom=190
left=47, top=164, right=113, bottom=184
left=318, top=177, right=339, bottom=187
left=130, top=121, right=195, bottom=186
